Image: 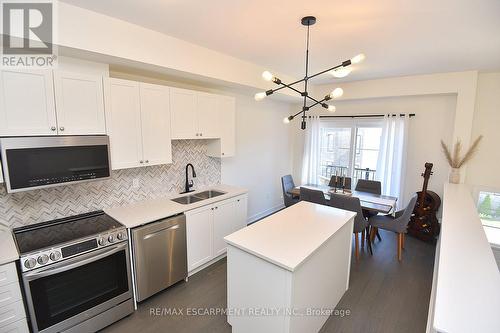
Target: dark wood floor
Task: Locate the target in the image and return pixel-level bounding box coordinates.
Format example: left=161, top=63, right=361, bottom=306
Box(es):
left=102, top=230, right=435, bottom=333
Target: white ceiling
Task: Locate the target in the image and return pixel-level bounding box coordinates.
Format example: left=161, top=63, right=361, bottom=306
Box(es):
left=60, top=0, right=500, bottom=83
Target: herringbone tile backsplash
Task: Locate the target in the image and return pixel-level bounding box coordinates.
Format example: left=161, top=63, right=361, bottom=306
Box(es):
left=0, top=140, right=221, bottom=228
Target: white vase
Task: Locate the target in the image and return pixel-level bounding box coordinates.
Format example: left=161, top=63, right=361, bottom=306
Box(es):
left=449, top=167, right=460, bottom=184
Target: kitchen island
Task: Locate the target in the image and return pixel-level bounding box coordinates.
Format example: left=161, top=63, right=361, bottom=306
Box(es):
left=224, top=201, right=355, bottom=333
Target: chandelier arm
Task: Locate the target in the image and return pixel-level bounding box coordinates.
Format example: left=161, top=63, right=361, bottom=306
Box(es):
left=279, top=82, right=304, bottom=96
left=306, top=62, right=347, bottom=81
left=308, top=97, right=328, bottom=109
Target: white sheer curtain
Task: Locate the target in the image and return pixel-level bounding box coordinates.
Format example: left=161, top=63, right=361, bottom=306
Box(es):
left=301, top=116, right=321, bottom=185
left=376, top=115, right=409, bottom=208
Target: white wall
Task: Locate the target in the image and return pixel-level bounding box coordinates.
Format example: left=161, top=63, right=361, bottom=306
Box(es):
left=110, top=71, right=292, bottom=222
left=466, top=72, right=500, bottom=189
left=290, top=95, right=457, bottom=212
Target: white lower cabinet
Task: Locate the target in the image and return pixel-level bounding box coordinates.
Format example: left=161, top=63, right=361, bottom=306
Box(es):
left=0, top=263, right=27, bottom=333
left=185, top=194, right=248, bottom=273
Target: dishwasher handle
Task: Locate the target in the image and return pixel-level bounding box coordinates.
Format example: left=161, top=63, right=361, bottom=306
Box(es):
left=143, top=224, right=180, bottom=240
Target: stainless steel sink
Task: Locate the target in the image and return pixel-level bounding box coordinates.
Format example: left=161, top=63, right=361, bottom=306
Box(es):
left=171, top=195, right=204, bottom=205
left=194, top=190, right=226, bottom=199
left=171, top=190, right=226, bottom=205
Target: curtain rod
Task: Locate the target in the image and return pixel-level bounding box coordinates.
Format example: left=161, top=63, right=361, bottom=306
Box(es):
left=311, top=113, right=415, bottom=119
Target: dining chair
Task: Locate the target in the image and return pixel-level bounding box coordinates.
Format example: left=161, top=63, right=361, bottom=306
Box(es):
left=328, top=176, right=352, bottom=190
left=368, top=195, right=418, bottom=262
left=300, top=187, right=327, bottom=205
left=281, top=175, right=300, bottom=207
left=329, top=194, right=372, bottom=261
left=355, top=179, right=382, bottom=194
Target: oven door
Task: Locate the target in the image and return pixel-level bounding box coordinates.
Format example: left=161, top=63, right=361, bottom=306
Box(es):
left=22, top=242, right=132, bottom=333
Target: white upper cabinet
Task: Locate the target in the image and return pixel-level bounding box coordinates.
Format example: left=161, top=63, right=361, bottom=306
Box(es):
left=0, top=68, right=106, bottom=136
left=207, top=96, right=236, bottom=158
left=0, top=69, right=57, bottom=136
left=106, top=79, right=143, bottom=170
left=53, top=71, right=106, bottom=135
left=139, top=83, right=172, bottom=166
left=105, top=78, right=173, bottom=170
left=170, top=87, right=197, bottom=139
left=197, top=92, right=220, bottom=138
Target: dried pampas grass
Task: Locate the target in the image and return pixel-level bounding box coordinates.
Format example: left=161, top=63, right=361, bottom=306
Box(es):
left=441, top=135, right=483, bottom=168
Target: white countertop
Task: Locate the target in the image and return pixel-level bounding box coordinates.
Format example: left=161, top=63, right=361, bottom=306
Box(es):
left=433, top=184, right=500, bottom=333
left=0, top=226, right=19, bottom=265
left=484, top=225, right=500, bottom=248
left=224, top=201, right=356, bottom=272
left=105, top=184, right=248, bottom=229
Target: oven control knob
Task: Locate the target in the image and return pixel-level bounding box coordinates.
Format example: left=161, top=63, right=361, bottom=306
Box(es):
left=98, top=237, right=107, bottom=246
left=108, top=235, right=115, bottom=243
left=117, top=232, right=125, bottom=240
left=24, top=258, right=36, bottom=269
left=37, top=254, right=49, bottom=265
left=50, top=251, right=61, bottom=261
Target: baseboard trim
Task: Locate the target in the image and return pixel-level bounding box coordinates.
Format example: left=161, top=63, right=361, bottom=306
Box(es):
left=247, top=204, right=285, bottom=225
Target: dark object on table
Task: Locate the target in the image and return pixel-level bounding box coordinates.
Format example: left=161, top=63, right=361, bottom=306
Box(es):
left=369, top=195, right=418, bottom=261
left=300, top=187, right=327, bottom=205
left=408, top=162, right=441, bottom=243
left=330, top=194, right=372, bottom=260
left=282, top=175, right=300, bottom=207
left=329, top=176, right=352, bottom=190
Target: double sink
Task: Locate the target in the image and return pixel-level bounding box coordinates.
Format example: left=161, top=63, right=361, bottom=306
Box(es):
left=171, top=190, right=226, bottom=205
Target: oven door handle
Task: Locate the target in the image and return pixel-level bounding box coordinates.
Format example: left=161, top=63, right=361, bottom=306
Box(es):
left=23, top=242, right=128, bottom=281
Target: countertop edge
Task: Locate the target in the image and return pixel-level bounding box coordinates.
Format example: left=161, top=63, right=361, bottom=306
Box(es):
left=0, top=227, right=19, bottom=265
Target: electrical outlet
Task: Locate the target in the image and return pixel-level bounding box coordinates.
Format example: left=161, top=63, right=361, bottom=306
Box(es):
left=132, top=178, right=140, bottom=188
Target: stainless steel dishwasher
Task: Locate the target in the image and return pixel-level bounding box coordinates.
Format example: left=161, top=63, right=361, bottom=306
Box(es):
left=131, top=214, right=187, bottom=302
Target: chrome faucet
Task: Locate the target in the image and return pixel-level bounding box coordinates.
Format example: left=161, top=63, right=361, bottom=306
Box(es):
left=183, top=163, right=197, bottom=193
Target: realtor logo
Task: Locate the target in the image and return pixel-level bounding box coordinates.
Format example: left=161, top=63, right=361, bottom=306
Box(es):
left=1, top=0, right=57, bottom=68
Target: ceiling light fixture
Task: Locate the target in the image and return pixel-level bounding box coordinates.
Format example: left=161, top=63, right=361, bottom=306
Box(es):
left=254, top=16, right=365, bottom=129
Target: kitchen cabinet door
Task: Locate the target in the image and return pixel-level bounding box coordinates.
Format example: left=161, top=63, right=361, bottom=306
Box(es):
left=139, top=83, right=172, bottom=166
left=170, top=87, right=197, bottom=139
left=105, top=78, right=143, bottom=170
left=197, top=92, right=220, bottom=138
left=213, top=199, right=237, bottom=257
left=206, top=96, right=236, bottom=158
left=186, top=206, right=213, bottom=272
left=235, top=194, right=248, bottom=232
left=53, top=71, right=106, bottom=135
left=0, top=69, right=57, bottom=136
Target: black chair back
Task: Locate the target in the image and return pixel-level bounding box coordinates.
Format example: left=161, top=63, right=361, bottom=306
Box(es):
left=355, top=179, right=381, bottom=195
left=281, top=175, right=297, bottom=207
left=300, top=187, right=326, bottom=205
left=329, top=176, right=352, bottom=190
left=329, top=194, right=367, bottom=233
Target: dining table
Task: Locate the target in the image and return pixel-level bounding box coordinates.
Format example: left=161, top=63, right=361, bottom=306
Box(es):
left=288, top=184, right=398, bottom=214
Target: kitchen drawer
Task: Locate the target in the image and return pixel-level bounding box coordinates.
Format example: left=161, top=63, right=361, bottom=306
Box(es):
left=0, top=319, right=29, bottom=333
left=0, top=283, right=22, bottom=308
left=0, top=264, right=17, bottom=288
left=0, top=300, right=26, bottom=329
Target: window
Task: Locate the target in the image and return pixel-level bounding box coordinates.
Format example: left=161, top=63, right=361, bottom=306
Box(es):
left=477, top=191, right=500, bottom=229
left=318, top=120, right=383, bottom=186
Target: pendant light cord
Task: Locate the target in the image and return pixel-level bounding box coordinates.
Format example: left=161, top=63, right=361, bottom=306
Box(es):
left=302, top=24, right=310, bottom=124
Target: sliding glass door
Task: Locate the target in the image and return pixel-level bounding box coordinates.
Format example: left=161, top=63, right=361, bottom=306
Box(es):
left=319, top=120, right=383, bottom=187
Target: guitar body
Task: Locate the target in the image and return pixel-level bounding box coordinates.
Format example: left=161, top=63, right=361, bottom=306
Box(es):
left=408, top=163, right=441, bottom=243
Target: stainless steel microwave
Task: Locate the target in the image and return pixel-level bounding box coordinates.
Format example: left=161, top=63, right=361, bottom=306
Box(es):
left=0, top=136, right=111, bottom=193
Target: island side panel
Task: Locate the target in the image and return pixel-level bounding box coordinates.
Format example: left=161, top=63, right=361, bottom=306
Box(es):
left=289, top=218, right=354, bottom=333
left=227, top=245, right=292, bottom=333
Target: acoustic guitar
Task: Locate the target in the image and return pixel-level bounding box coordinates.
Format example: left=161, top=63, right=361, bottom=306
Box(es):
left=408, top=162, right=441, bottom=243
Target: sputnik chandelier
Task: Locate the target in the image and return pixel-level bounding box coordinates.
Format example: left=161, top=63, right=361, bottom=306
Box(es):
left=254, top=16, right=365, bottom=130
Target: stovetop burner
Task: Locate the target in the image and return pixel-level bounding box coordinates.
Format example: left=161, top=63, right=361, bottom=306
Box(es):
left=13, top=211, right=123, bottom=254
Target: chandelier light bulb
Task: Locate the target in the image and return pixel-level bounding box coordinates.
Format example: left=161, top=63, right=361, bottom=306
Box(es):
left=351, top=53, right=366, bottom=64
left=254, top=92, right=267, bottom=101
left=327, top=105, right=336, bottom=112
left=262, top=71, right=274, bottom=82
left=330, top=67, right=352, bottom=78
left=329, top=87, right=344, bottom=99
left=283, top=116, right=290, bottom=124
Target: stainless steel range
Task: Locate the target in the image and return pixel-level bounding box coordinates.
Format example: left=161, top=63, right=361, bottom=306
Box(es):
left=13, top=211, right=134, bottom=333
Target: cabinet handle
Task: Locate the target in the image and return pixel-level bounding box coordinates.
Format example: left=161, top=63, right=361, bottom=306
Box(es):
left=140, top=160, right=144, bottom=164
left=237, top=199, right=240, bottom=202
left=145, top=160, right=149, bottom=163
left=211, top=208, right=214, bottom=211
left=200, top=133, right=203, bottom=137
left=59, top=126, right=64, bottom=131
left=222, top=153, right=225, bottom=156
left=195, top=133, right=199, bottom=137
left=50, top=126, right=56, bottom=131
